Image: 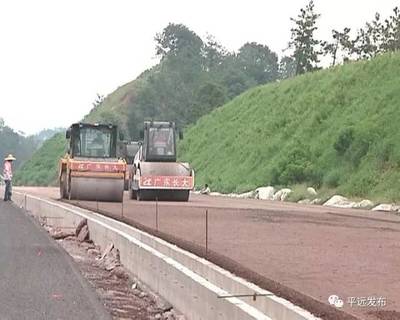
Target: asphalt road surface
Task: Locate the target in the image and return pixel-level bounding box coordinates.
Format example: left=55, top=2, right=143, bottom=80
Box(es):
left=0, top=200, right=111, bottom=320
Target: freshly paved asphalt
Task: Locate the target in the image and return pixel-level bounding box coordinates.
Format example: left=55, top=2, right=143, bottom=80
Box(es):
left=0, top=200, right=111, bottom=320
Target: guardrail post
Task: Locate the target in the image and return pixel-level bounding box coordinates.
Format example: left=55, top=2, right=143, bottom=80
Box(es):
left=156, top=196, right=159, bottom=231
left=205, top=209, right=208, bottom=256
left=121, top=192, right=124, bottom=217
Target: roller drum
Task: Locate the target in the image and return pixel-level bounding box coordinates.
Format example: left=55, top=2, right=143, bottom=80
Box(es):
left=69, top=176, right=124, bottom=202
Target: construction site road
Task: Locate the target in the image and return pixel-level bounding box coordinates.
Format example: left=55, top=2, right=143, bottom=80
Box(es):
left=17, top=187, right=400, bottom=320
left=0, top=200, right=111, bottom=320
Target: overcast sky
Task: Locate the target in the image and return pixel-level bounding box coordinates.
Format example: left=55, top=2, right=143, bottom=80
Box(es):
left=0, top=0, right=398, bottom=134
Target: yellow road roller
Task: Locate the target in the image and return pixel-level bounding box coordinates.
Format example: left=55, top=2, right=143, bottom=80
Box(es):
left=59, top=123, right=126, bottom=202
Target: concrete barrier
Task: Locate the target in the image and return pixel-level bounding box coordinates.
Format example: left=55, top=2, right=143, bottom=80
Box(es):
left=13, top=192, right=320, bottom=320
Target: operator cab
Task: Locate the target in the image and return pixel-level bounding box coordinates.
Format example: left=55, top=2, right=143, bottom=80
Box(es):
left=140, top=121, right=182, bottom=162
left=66, top=123, right=118, bottom=159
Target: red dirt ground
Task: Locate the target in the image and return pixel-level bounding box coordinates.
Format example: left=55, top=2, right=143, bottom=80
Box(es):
left=16, top=187, right=400, bottom=320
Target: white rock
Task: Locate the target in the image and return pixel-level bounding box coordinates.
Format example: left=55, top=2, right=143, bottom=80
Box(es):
left=280, top=189, right=292, bottom=201
left=372, top=204, right=400, bottom=212
left=307, top=187, right=317, bottom=196
left=298, top=199, right=311, bottom=204
left=233, top=194, right=242, bottom=198
left=236, top=191, right=255, bottom=199
left=273, top=188, right=292, bottom=201
left=209, top=192, right=222, bottom=197
left=323, top=195, right=356, bottom=208
left=353, top=199, right=374, bottom=209
left=311, top=198, right=322, bottom=205
left=255, top=186, right=275, bottom=200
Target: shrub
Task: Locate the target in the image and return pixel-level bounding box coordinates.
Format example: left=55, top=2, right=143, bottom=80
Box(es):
left=323, top=170, right=341, bottom=188
left=334, top=127, right=354, bottom=155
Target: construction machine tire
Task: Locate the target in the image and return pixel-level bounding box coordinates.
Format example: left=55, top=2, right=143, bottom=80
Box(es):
left=129, top=185, right=137, bottom=200
left=159, top=190, right=189, bottom=201
left=59, top=172, right=68, bottom=199
left=172, top=190, right=190, bottom=202
left=137, top=190, right=154, bottom=201
left=69, top=177, right=124, bottom=202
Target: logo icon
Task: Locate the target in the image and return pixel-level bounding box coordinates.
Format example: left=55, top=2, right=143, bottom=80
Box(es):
left=328, top=295, right=344, bottom=308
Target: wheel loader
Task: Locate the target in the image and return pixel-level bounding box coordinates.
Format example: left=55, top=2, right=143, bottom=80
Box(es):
left=129, top=121, right=194, bottom=201
left=59, top=123, right=126, bottom=202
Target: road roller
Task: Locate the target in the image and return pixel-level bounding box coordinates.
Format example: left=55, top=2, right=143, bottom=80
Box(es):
left=129, top=121, right=194, bottom=201
left=59, top=123, right=126, bottom=202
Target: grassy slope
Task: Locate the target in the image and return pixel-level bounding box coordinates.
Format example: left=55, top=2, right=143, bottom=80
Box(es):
left=14, top=133, right=66, bottom=186
left=84, top=76, right=146, bottom=133
left=179, top=53, right=400, bottom=201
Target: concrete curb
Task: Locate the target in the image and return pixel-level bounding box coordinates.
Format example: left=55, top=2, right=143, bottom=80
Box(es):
left=13, top=192, right=320, bottom=320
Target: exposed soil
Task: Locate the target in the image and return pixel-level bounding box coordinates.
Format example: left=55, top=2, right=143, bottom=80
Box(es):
left=18, top=187, right=400, bottom=320
left=368, top=310, right=400, bottom=320
left=36, top=218, right=183, bottom=320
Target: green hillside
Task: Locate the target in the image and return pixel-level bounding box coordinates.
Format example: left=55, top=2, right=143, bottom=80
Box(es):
left=15, top=23, right=281, bottom=186
left=14, top=133, right=66, bottom=186
left=0, top=120, right=38, bottom=170
left=179, top=53, right=400, bottom=201
left=83, top=77, right=147, bottom=134
left=13, top=78, right=143, bottom=187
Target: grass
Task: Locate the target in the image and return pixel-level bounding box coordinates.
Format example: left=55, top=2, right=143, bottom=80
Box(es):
left=179, top=52, right=400, bottom=201
left=83, top=77, right=145, bottom=134
left=14, top=133, right=66, bottom=186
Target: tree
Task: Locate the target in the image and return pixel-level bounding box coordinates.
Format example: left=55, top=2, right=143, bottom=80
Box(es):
left=92, top=93, right=105, bottom=109
left=127, top=23, right=280, bottom=140
left=322, top=28, right=352, bottom=66
left=353, top=13, right=384, bottom=59
left=279, top=56, right=296, bottom=79
left=155, top=23, right=203, bottom=59
left=193, top=82, right=227, bottom=118
left=381, top=7, right=400, bottom=52
left=99, top=110, right=119, bottom=125
left=0, top=122, right=39, bottom=170
left=236, top=42, right=279, bottom=85
left=202, top=34, right=229, bottom=71
left=218, top=55, right=256, bottom=98
left=288, top=0, right=321, bottom=75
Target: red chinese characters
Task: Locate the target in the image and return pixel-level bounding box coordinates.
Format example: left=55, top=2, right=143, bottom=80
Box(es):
left=70, top=161, right=125, bottom=172
left=140, top=176, right=194, bottom=189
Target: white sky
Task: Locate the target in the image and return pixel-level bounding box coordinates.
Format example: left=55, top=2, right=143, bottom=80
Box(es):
left=0, top=0, right=398, bottom=134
